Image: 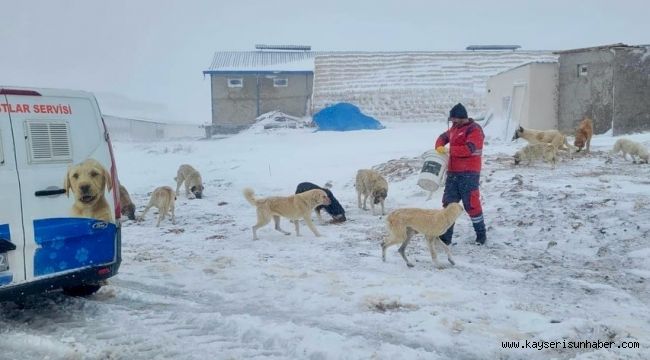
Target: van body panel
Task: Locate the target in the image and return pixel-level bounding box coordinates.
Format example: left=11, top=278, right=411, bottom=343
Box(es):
left=0, top=96, right=26, bottom=286
left=0, top=87, right=120, bottom=299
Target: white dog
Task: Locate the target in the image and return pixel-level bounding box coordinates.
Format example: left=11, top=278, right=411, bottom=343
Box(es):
left=611, top=138, right=649, bottom=164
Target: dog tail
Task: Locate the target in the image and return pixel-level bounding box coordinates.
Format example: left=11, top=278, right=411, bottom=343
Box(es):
left=243, top=187, right=257, bottom=206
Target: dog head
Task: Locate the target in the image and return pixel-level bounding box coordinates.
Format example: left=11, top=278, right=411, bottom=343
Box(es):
left=512, top=126, right=524, bottom=141
left=574, top=135, right=585, bottom=151
left=190, top=184, right=204, bottom=199
left=307, top=189, right=331, bottom=207
left=64, top=159, right=112, bottom=208
left=445, top=202, right=464, bottom=220
left=372, top=188, right=388, bottom=204
left=118, top=185, right=136, bottom=220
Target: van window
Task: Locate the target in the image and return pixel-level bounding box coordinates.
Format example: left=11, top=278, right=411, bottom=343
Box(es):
left=24, top=121, right=72, bottom=163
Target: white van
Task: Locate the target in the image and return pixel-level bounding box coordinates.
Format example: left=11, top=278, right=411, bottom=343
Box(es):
left=0, top=86, right=121, bottom=300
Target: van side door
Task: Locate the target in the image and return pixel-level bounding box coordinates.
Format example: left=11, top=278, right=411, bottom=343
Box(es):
left=0, top=94, right=26, bottom=287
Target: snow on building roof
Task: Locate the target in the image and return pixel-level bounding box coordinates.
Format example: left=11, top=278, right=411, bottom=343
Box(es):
left=204, top=51, right=329, bottom=73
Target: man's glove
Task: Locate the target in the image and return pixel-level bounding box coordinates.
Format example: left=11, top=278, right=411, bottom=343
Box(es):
left=436, top=146, right=447, bottom=155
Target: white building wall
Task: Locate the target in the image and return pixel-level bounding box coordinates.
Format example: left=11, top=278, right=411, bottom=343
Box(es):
left=485, top=62, right=558, bottom=140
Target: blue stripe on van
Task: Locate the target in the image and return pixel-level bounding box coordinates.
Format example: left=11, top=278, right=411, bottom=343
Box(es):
left=0, top=274, right=12, bottom=286
left=0, top=224, right=9, bottom=241
left=33, top=218, right=116, bottom=277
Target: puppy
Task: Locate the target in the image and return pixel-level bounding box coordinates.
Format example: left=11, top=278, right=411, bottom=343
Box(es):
left=175, top=164, right=204, bottom=199
left=512, top=126, right=573, bottom=153
left=138, top=186, right=176, bottom=227
left=382, top=203, right=463, bottom=268
left=355, top=169, right=388, bottom=215
left=574, top=117, right=594, bottom=152
left=513, top=143, right=558, bottom=167
left=119, top=184, right=136, bottom=220
left=243, top=188, right=330, bottom=240
left=64, top=159, right=113, bottom=223
left=295, top=182, right=346, bottom=223
left=611, top=138, right=649, bottom=164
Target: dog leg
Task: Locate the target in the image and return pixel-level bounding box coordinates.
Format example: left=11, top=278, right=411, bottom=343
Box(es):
left=175, top=176, right=183, bottom=196
left=292, top=220, right=301, bottom=236
left=137, top=204, right=153, bottom=222
left=436, top=236, right=455, bottom=266
left=357, top=191, right=362, bottom=209
left=170, top=203, right=176, bottom=225
left=156, top=207, right=165, bottom=227
left=398, top=229, right=415, bottom=268
left=380, top=200, right=385, bottom=216
left=362, top=194, right=369, bottom=210
left=252, top=213, right=271, bottom=240
left=370, top=199, right=375, bottom=215
left=303, top=216, right=321, bottom=237
left=316, top=208, right=324, bottom=223
left=425, top=235, right=443, bottom=269
left=273, top=215, right=291, bottom=236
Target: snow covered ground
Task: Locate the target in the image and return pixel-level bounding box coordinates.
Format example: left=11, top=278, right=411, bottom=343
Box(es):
left=1, top=122, right=649, bottom=359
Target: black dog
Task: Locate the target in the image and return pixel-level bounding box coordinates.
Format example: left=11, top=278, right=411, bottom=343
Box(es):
left=295, top=182, right=346, bottom=223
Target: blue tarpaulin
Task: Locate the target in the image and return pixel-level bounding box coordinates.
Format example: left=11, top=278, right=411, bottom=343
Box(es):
left=313, top=103, right=384, bottom=131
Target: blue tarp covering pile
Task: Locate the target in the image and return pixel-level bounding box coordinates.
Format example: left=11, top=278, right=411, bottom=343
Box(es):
left=312, top=103, right=384, bottom=131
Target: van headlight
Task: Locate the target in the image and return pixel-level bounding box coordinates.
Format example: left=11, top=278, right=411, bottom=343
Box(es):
left=0, top=253, right=8, bottom=272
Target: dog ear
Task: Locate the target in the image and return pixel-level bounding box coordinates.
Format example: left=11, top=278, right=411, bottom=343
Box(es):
left=63, top=166, right=72, bottom=197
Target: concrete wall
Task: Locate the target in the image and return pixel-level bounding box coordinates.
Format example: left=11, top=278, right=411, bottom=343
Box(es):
left=558, top=50, right=614, bottom=134
left=612, top=47, right=650, bottom=135
left=210, top=73, right=313, bottom=133
left=486, top=64, right=531, bottom=128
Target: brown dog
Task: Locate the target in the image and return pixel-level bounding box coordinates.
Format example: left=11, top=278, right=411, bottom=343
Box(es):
left=119, top=185, right=136, bottom=220
left=138, top=186, right=176, bottom=227
left=382, top=203, right=464, bottom=268
left=64, top=159, right=113, bottom=222
left=355, top=169, right=388, bottom=215
left=243, top=188, right=330, bottom=240
left=574, top=117, right=593, bottom=152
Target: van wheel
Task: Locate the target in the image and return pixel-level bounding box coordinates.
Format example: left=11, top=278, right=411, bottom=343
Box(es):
left=62, top=284, right=102, bottom=297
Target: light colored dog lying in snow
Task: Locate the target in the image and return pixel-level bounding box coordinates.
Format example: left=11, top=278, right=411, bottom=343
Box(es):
left=243, top=188, right=331, bottom=240
left=513, top=143, right=558, bottom=167
left=382, top=203, right=463, bottom=268
left=611, top=138, right=649, bottom=164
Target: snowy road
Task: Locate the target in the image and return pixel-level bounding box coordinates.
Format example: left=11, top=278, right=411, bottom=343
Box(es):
left=1, top=123, right=649, bottom=359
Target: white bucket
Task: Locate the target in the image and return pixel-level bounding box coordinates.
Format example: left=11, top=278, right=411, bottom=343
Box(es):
left=417, top=150, right=448, bottom=192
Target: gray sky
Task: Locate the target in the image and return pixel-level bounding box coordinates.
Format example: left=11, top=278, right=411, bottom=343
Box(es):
left=1, top=0, right=648, bottom=124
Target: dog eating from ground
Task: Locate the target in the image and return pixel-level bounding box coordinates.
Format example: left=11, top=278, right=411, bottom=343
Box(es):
left=138, top=186, right=176, bottom=227
left=611, top=138, right=649, bottom=164
left=574, top=117, right=594, bottom=152
left=512, top=126, right=573, bottom=154
left=175, top=164, right=204, bottom=199
left=355, top=169, right=388, bottom=215
left=295, top=182, right=346, bottom=223
left=382, top=203, right=463, bottom=268
left=64, top=159, right=113, bottom=223
left=119, top=184, right=136, bottom=220
left=513, top=143, right=558, bottom=167
left=243, top=188, right=330, bottom=240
